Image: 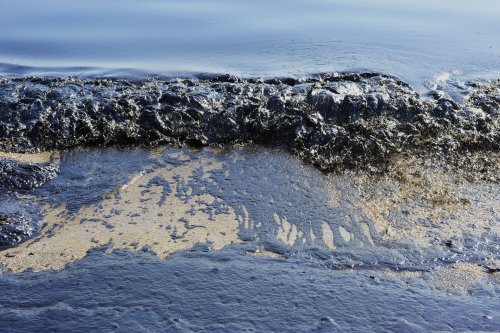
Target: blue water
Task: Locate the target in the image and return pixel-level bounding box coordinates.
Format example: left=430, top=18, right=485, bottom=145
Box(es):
left=1, top=0, right=500, bottom=88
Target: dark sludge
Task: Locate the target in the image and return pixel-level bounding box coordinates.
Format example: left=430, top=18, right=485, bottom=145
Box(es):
left=0, top=72, right=498, bottom=176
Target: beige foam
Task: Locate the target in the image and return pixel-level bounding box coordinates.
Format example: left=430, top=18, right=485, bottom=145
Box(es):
left=426, top=262, right=499, bottom=294
left=321, top=221, right=336, bottom=249
left=274, top=213, right=306, bottom=246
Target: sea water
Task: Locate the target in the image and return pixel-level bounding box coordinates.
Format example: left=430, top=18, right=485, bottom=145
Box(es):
left=1, top=0, right=499, bottom=88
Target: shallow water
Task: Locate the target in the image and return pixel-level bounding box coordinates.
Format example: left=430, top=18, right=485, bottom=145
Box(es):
left=1, top=0, right=500, bottom=87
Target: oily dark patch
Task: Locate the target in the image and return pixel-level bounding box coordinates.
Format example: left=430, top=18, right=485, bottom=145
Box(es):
left=0, top=73, right=498, bottom=177
left=0, top=157, right=57, bottom=249
left=0, top=247, right=498, bottom=332
left=0, top=158, right=58, bottom=190
left=1, top=146, right=497, bottom=272
left=0, top=212, right=36, bottom=250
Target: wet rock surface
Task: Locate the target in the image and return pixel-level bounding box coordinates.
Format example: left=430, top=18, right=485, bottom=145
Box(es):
left=0, top=155, right=58, bottom=248
left=0, top=73, right=499, bottom=176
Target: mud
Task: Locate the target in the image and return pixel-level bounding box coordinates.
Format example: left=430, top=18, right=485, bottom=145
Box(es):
left=0, top=73, right=499, bottom=177
left=334, top=154, right=500, bottom=256
left=0, top=151, right=58, bottom=164
left=1, top=151, right=240, bottom=272
left=424, top=262, right=500, bottom=295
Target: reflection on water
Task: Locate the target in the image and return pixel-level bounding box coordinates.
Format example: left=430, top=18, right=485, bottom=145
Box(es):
left=1, top=0, right=500, bottom=86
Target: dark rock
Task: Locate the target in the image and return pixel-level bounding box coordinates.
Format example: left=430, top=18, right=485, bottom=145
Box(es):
left=485, top=266, right=500, bottom=274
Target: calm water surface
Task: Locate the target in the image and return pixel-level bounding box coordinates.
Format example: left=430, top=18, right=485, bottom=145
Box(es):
left=1, top=0, right=500, bottom=87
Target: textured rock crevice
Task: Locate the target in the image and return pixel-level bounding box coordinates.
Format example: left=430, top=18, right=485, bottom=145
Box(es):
left=0, top=153, right=59, bottom=250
